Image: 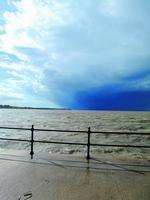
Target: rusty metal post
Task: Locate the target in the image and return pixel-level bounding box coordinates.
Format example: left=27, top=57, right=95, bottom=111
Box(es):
left=87, top=127, right=91, bottom=160
left=30, top=125, right=34, bottom=159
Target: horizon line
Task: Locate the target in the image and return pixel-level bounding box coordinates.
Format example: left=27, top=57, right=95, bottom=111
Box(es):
left=0, top=104, right=150, bottom=112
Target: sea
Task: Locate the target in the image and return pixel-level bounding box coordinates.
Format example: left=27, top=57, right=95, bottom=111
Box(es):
left=0, top=109, right=150, bottom=159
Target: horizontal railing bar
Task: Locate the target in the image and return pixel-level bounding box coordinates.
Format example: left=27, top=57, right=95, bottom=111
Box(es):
left=90, top=143, right=150, bottom=148
left=0, top=137, right=86, bottom=145
left=0, top=137, right=149, bottom=148
left=0, top=126, right=87, bottom=133
left=34, top=140, right=86, bottom=145
left=92, top=131, right=150, bottom=135
left=34, top=128, right=87, bottom=133
left=0, top=126, right=149, bottom=135
left=0, top=137, right=30, bottom=142
left=0, top=126, right=31, bottom=131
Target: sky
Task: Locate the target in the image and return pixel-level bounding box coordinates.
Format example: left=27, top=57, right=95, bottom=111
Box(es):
left=0, top=0, right=150, bottom=110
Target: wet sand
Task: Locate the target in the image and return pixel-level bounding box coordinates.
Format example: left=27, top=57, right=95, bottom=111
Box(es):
left=0, top=150, right=150, bottom=200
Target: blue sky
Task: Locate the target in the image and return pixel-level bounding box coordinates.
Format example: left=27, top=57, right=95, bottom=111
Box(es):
left=0, top=0, right=150, bottom=110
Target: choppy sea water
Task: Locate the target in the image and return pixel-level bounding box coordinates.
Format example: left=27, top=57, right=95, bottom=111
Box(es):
left=0, top=109, right=150, bottom=159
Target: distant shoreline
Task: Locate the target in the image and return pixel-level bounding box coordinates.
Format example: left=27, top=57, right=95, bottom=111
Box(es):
left=0, top=105, right=70, bottom=110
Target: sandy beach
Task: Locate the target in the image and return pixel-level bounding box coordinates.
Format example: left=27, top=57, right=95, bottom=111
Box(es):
left=0, top=150, right=149, bottom=200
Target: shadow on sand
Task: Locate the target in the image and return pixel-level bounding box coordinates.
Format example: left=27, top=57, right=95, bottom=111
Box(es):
left=0, top=153, right=150, bottom=174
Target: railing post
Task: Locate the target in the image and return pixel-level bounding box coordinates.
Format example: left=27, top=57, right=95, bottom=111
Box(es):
left=86, top=127, right=91, bottom=160
left=30, top=125, right=34, bottom=159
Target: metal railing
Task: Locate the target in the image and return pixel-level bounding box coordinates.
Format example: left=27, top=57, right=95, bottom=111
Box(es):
left=0, top=125, right=149, bottom=160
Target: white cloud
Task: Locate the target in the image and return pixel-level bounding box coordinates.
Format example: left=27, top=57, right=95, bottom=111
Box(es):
left=1, top=1, right=41, bottom=61
left=0, top=80, right=25, bottom=99
left=0, top=0, right=74, bottom=58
